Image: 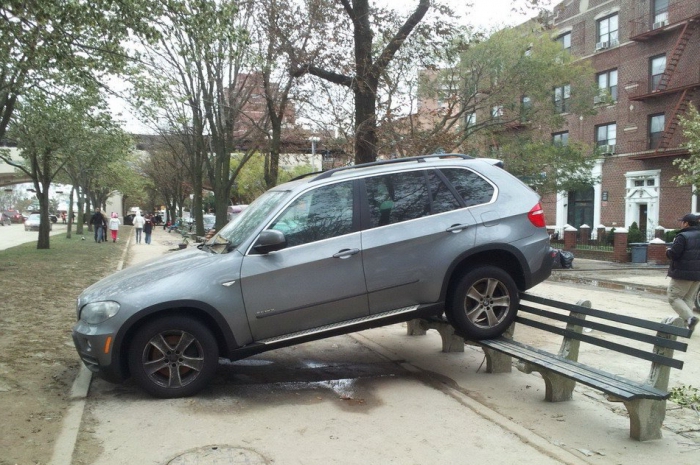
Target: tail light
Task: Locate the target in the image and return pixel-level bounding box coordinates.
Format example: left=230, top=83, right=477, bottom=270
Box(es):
left=528, top=203, right=546, bottom=228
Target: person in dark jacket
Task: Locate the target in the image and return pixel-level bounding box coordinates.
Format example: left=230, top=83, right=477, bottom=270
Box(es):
left=666, top=213, right=700, bottom=331
left=90, top=208, right=106, bottom=243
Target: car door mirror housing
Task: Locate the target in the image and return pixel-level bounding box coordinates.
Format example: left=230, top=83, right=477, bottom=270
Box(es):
left=253, top=229, right=287, bottom=254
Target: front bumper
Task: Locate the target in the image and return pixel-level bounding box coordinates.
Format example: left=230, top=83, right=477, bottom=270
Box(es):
left=72, top=321, right=125, bottom=383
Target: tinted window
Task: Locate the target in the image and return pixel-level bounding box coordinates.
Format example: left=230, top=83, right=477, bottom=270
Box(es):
left=440, top=168, right=495, bottom=207
left=270, top=181, right=354, bottom=247
left=365, top=171, right=430, bottom=227
left=428, top=170, right=461, bottom=214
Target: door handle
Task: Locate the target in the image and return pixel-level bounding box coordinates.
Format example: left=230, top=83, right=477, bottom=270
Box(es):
left=333, top=248, right=360, bottom=259
left=446, top=224, right=468, bottom=233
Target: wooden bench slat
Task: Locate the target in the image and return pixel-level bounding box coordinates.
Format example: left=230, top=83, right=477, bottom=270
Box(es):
left=521, top=293, right=692, bottom=338
left=515, top=316, right=685, bottom=370
left=480, top=337, right=670, bottom=400
left=519, top=304, right=689, bottom=352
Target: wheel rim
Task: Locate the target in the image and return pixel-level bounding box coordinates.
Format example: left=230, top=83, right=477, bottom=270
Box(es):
left=141, top=329, right=206, bottom=389
left=463, top=277, right=511, bottom=329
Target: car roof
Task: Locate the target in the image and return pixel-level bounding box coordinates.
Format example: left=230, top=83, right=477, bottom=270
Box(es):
left=275, top=154, right=503, bottom=193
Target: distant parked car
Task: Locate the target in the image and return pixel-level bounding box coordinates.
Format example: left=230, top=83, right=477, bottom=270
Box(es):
left=24, top=213, right=52, bottom=231
left=0, top=212, right=11, bottom=226
left=124, top=214, right=135, bottom=226
left=49, top=214, right=58, bottom=223
left=4, top=210, right=23, bottom=223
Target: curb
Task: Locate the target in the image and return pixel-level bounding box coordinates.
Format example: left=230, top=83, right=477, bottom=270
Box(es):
left=49, top=232, right=133, bottom=465
left=549, top=274, right=668, bottom=295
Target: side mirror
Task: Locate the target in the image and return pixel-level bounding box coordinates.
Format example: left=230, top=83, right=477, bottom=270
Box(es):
left=253, top=229, right=287, bottom=254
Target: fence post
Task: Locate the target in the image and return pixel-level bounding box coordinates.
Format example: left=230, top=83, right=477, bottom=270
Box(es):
left=647, top=239, right=669, bottom=265
left=613, top=228, right=629, bottom=263
left=654, top=226, right=665, bottom=241
left=579, top=224, right=590, bottom=246
left=597, top=225, right=606, bottom=244
left=563, top=225, right=577, bottom=251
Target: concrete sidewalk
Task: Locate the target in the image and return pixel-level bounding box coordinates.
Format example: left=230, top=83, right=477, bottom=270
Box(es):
left=59, top=231, right=700, bottom=464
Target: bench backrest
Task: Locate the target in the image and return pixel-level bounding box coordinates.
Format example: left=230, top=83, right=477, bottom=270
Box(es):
left=517, top=293, right=691, bottom=369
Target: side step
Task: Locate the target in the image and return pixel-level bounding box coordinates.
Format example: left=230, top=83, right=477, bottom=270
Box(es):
left=257, top=305, right=420, bottom=345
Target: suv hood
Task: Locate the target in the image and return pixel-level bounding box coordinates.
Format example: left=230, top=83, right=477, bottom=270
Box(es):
left=79, top=247, right=239, bottom=304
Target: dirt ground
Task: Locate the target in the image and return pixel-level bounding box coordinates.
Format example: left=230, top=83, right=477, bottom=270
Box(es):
left=0, top=230, right=127, bottom=465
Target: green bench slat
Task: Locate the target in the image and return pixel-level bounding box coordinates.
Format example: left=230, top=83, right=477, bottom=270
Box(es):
left=480, top=337, right=670, bottom=400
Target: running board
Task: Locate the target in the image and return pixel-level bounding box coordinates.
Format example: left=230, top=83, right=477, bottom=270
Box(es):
left=257, top=305, right=420, bottom=345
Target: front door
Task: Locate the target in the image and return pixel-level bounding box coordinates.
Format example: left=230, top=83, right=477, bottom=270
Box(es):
left=240, top=181, right=369, bottom=341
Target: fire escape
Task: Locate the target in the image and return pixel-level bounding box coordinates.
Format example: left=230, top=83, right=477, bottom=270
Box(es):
left=628, top=0, right=700, bottom=159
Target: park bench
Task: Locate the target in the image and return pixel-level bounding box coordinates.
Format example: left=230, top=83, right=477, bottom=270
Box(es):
left=407, top=293, right=692, bottom=441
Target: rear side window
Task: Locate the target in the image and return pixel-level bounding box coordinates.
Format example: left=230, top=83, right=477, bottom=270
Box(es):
left=440, top=168, right=495, bottom=207
left=428, top=170, right=461, bottom=214
left=365, top=171, right=429, bottom=227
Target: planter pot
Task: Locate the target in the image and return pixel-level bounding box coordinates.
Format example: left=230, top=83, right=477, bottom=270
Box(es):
left=178, top=243, right=188, bottom=249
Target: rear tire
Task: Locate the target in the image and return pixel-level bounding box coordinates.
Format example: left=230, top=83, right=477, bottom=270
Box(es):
left=128, top=316, right=218, bottom=398
left=448, top=266, right=519, bottom=340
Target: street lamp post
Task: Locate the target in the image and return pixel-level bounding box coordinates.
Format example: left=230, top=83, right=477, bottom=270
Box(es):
left=309, top=136, right=320, bottom=171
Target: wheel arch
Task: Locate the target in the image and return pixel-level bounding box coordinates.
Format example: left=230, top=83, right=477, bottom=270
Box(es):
left=441, top=244, right=529, bottom=305
left=112, top=301, right=237, bottom=380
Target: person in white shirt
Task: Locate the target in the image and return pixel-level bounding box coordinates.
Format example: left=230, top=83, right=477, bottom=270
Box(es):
left=132, top=211, right=145, bottom=244
left=108, top=212, right=121, bottom=243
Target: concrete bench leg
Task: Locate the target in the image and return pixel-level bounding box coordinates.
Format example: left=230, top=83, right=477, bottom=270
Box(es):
left=622, top=398, right=666, bottom=441
left=406, top=319, right=427, bottom=336
left=406, top=319, right=464, bottom=352
left=519, top=364, right=575, bottom=401
left=482, top=347, right=512, bottom=373
left=435, top=324, right=464, bottom=353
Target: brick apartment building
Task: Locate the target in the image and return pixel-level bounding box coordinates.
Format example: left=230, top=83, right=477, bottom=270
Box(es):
left=546, top=0, right=700, bottom=239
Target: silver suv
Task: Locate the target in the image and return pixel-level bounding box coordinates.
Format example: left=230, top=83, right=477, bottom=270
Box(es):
left=72, top=155, right=552, bottom=398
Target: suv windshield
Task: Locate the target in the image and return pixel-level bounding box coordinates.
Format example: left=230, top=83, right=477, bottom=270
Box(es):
left=213, top=190, right=290, bottom=251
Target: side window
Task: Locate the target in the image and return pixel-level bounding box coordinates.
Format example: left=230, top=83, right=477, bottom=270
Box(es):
left=428, top=170, right=461, bottom=214
left=440, top=168, right=495, bottom=207
left=270, top=181, right=353, bottom=247
left=365, top=171, right=430, bottom=227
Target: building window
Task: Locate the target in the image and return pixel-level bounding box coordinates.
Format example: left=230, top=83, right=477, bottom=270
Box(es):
left=552, top=131, right=569, bottom=146
left=554, top=84, right=570, bottom=113
left=596, top=69, right=618, bottom=102
left=597, top=14, right=619, bottom=47
left=596, top=123, right=617, bottom=147
left=654, top=0, right=669, bottom=24
left=491, top=106, right=503, bottom=120
left=649, top=113, right=665, bottom=149
left=557, top=32, right=571, bottom=52
left=650, top=54, right=666, bottom=91
left=465, top=112, right=476, bottom=128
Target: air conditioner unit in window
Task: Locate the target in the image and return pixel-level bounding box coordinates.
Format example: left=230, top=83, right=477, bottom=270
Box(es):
left=603, top=144, right=616, bottom=155
left=595, top=41, right=609, bottom=51
left=652, top=19, right=668, bottom=29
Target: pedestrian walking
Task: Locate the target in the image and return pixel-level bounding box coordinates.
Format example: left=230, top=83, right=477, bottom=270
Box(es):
left=90, top=208, right=106, bottom=243
left=132, top=211, right=145, bottom=244
left=666, top=213, right=700, bottom=332
left=108, top=212, right=121, bottom=242
left=144, top=214, right=153, bottom=245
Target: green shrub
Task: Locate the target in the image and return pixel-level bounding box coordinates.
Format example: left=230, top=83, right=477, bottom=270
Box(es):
left=627, top=222, right=645, bottom=244
left=605, top=227, right=616, bottom=246
left=665, top=229, right=680, bottom=243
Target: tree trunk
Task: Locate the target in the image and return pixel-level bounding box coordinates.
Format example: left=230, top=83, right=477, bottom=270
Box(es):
left=36, top=184, right=50, bottom=249
left=355, top=85, right=378, bottom=165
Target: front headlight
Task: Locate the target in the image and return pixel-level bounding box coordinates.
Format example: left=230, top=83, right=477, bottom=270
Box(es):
left=80, top=301, right=120, bottom=324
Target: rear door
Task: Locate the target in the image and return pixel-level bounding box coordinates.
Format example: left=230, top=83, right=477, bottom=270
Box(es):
left=360, top=169, right=480, bottom=314
left=240, top=180, right=369, bottom=341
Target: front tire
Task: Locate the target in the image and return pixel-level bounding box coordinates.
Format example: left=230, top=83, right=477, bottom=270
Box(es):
left=448, top=266, right=519, bottom=340
left=128, top=316, right=219, bottom=398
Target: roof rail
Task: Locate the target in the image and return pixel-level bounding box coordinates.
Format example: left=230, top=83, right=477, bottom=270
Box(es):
left=312, top=154, right=475, bottom=182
